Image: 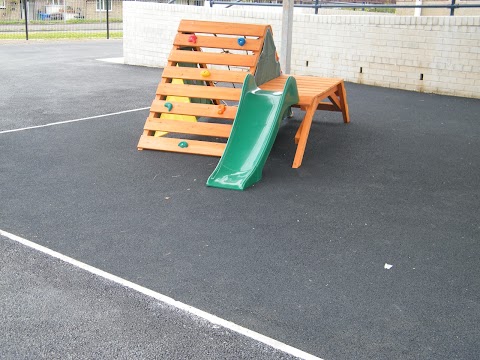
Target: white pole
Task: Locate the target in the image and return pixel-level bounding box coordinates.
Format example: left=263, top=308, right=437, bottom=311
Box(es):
left=281, top=0, right=294, bottom=74
left=414, top=0, right=422, bottom=16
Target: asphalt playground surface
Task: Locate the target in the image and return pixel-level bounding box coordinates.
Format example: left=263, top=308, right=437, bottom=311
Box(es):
left=1, top=40, right=479, bottom=359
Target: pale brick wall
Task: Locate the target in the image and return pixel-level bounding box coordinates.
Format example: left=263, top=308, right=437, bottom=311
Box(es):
left=123, top=2, right=480, bottom=98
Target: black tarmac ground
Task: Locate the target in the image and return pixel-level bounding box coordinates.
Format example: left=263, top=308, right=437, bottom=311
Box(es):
left=1, top=40, right=479, bottom=360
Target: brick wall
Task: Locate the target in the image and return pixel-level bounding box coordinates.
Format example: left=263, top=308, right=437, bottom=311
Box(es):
left=123, top=2, right=480, bottom=98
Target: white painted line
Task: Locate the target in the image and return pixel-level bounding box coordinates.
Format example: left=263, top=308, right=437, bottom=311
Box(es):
left=0, top=228, right=323, bottom=360
left=0, top=107, right=150, bottom=135
left=97, top=57, right=125, bottom=64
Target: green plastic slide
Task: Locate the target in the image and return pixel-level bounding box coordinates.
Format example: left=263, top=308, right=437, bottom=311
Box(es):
left=206, top=74, right=299, bottom=190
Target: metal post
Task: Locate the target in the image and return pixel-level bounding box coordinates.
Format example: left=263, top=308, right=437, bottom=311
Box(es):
left=23, top=0, right=29, bottom=40
left=315, top=0, right=319, bottom=15
left=450, top=0, right=456, bottom=16
left=106, top=0, right=110, bottom=39
left=281, top=0, right=294, bottom=74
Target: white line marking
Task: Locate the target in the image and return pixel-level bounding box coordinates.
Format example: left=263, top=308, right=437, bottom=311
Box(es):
left=0, top=107, right=150, bottom=135
left=0, top=228, right=323, bottom=360
left=97, top=57, right=125, bottom=64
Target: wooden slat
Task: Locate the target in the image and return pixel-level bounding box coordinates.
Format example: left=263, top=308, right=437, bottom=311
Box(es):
left=260, top=77, right=341, bottom=107
left=317, top=102, right=339, bottom=111
left=156, top=83, right=242, bottom=101
left=291, top=76, right=343, bottom=83
left=150, top=100, right=237, bottom=120
left=138, top=135, right=225, bottom=157
left=178, top=20, right=268, bottom=37
left=262, top=75, right=343, bottom=86
left=174, top=34, right=262, bottom=52
left=162, top=66, right=248, bottom=84
left=327, top=95, right=341, bottom=111
left=169, top=50, right=256, bottom=67
left=296, top=95, right=328, bottom=107
left=144, top=118, right=232, bottom=138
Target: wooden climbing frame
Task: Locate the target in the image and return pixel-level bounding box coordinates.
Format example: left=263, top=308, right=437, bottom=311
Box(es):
left=137, top=20, right=350, bottom=168
left=137, top=20, right=273, bottom=157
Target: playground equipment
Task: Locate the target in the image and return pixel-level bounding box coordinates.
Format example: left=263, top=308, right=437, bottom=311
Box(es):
left=137, top=20, right=350, bottom=190
left=138, top=20, right=273, bottom=158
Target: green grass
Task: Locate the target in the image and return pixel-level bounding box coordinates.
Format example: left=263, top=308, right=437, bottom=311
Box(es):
left=65, top=18, right=122, bottom=24
left=0, top=20, right=23, bottom=25
left=0, top=31, right=122, bottom=40
left=0, top=19, right=122, bottom=25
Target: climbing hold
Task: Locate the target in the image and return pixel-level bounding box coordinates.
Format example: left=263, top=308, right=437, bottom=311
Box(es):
left=178, top=141, right=189, bottom=148
left=217, top=104, right=226, bottom=115
left=237, top=37, right=246, bottom=46
left=188, top=35, right=197, bottom=44
left=201, top=70, right=210, bottom=77
left=164, top=102, right=173, bottom=112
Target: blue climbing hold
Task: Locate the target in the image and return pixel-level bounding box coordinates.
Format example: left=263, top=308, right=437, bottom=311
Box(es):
left=164, top=102, right=173, bottom=112
left=237, top=37, right=246, bottom=46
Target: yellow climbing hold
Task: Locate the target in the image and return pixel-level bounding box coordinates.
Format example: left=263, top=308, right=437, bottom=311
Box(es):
left=154, top=78, right=197, bottom=137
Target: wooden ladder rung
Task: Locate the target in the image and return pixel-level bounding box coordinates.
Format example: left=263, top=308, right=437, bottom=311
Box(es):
left=178, top=20, right=268, bottom=37
left=150, top=100, right=237, bottom=120
left=138, top=135, right=226, bottom=157
left=156, top=83, right=242, bottom=101
left=169, top=50, right=256, bottom=68
left=174, top=34, right=262, bottom=52
left=162, top=66, right=248, bottom=84
left=145, top=118, right=232, bottom=138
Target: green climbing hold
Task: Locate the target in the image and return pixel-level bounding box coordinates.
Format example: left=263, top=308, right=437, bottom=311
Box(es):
left=178, top=141, right=189, bottom=148
left=164, top=102, right=173, bottom=112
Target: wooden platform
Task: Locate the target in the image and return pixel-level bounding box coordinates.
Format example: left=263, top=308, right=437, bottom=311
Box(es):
left=260, top=75, right=350, bottom=168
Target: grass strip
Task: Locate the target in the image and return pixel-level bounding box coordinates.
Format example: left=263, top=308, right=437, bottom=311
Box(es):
left=0, top=31, right=122, bottom=40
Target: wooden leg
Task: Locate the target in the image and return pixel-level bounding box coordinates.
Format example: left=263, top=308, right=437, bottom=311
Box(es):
left=294, top=104, right=311, bottom=144
left=338, top=81, right=350, bottom=124
left=292, top=97, right=320, bottom=168
left=294, top=121, right=304, bottom=145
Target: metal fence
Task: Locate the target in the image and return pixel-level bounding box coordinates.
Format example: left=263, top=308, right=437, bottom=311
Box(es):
left=209, top=0, right=480, bottom=16
left=0, top=0, right=124, bottom=39
left=2, top=0, right=479, bottom=40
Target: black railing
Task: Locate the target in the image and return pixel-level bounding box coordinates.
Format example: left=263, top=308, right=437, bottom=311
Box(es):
left=209, top=0, right=480, bottom=16
left=3, top=0, right=479, bottom=41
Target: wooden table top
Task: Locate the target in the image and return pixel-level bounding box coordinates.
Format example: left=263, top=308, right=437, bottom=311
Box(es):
left=260, top=75, right=343, bottom=106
